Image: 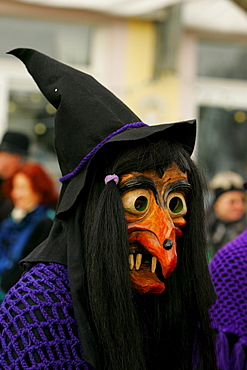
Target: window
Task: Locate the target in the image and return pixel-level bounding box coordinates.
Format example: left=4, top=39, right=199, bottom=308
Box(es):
left=197, top=39, right=247, bottom=80
left=197, top=106, right=247, bottom=180
left=1, top=16, right=92, bottom=66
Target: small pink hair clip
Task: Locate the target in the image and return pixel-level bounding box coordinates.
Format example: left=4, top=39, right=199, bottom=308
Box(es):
left=104, top=174, right=119, bottom=185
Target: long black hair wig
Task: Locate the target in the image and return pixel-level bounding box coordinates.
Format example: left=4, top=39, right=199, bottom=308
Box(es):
left=79, top=137, right=217, bottom=370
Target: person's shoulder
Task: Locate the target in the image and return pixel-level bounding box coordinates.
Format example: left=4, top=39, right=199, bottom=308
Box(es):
left=0, top=263, right=87, bottom=369
left=1, top=262, right=71, bottom=310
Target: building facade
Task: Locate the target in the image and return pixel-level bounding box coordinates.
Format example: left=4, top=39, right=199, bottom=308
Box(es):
left=0, top=0, right=247, bottom=180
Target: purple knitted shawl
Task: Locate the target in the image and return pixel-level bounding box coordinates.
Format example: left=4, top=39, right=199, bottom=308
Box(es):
left=0, top=263, right=93, bottom=370
left=209, top=227, right=247, bottom=370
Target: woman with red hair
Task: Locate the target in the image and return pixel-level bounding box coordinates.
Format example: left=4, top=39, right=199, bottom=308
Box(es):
left=0, top=162, right=58, bottom=301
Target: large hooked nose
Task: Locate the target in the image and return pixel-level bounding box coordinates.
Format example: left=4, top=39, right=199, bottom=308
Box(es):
left=128, top=205, right=178, bottom=279
left=155, top=209, right=177, bottom=278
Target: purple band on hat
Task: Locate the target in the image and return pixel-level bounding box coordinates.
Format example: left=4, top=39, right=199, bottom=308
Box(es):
left=59, top=122, right=147, bottom=183
left=104, top=174, right=119, bottom=185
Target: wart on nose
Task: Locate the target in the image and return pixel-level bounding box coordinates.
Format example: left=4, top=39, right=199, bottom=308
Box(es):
left=163, top=238, right=173, bottom=250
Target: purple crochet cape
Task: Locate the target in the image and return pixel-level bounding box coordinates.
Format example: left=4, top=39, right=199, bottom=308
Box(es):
left=0, top=263, right=93, bottom=370
left=209, top=228, right=247, bottom=370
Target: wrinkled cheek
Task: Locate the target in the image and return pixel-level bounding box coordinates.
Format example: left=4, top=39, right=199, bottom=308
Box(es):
left=174, top=218, right=187, bottom=238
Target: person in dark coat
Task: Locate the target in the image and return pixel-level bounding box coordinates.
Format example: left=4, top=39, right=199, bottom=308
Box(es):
left=0, top=49, right=217, bottom=370
left=0, top=162, right=58, bottom=301
left=206, top=171, right=247, bottom=260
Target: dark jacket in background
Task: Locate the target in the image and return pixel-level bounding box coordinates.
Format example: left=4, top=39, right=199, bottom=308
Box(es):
left=0, top=205, right=54, bottom=301
left=207, top=209, right=247, bottom=258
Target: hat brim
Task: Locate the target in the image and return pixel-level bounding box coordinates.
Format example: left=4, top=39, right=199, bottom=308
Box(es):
left=56, top=119, right=196, bottom=218
left=0, top=143, right=29, bottom=156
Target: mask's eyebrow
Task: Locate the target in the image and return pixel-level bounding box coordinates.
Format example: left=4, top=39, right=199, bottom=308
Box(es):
left=119, top=175, right=158, bottom=198
left=164, top=179, right=191, bottom=200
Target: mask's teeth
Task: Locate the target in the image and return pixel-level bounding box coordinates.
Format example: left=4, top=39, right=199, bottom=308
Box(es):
left=135, top=254, right=142, bottom=270
left=151, top=256, right=157, bottom=273
left=129, top=254, right=134, bottom=270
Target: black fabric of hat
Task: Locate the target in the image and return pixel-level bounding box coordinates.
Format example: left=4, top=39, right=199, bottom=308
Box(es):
left=0, top=131, right=29, bottom=156
left=8, top=48, right=196, bottom=218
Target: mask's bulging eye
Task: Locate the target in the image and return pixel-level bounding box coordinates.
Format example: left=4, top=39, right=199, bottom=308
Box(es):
left=169, top=197, right=183, bottom=213
left=122, top=189, right=151, bottom=216
left=135, top=196, right=148, bottom=212
left=167, top=192, right=187, bottom=217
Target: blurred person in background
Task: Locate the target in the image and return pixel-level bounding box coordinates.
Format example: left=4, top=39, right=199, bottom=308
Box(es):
left=206, top=170, right=247, bottom=259
left=0, top=131, right=30, bottom=221
left=0, top=162, right=58, bottom=302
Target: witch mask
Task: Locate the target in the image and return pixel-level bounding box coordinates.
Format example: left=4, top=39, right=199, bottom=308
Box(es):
left=120, top=163, right=191, bottom=295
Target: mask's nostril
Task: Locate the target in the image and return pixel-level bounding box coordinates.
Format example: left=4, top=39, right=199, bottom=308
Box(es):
left=163, top=238, right=173, bottom=250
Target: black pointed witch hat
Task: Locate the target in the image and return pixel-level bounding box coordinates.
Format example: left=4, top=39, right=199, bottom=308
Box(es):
left=8, top=48, right=196, bottom=217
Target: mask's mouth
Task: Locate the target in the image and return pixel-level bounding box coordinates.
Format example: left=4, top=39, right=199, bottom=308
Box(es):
left=129, top=242, right=165, bottom=294
left=129, top=243, right=161, bottom=273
